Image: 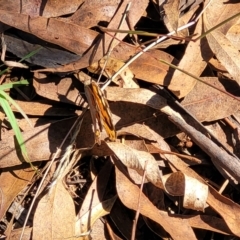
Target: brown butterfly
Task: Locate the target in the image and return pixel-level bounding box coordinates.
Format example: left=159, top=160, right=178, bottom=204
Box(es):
left=84, top=80, right=116, bottom=144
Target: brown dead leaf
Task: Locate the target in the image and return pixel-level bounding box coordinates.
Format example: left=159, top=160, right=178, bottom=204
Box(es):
left=163, top=0, right=180, bottom=32
left=69, top=0, right=121, bottom=28
left=107, top=142, right=163, bottom=188
left=119, top=124, right=157, bottom=142
left=33, top=72, right=82, bottom=106
left=35, top=0, right=148, bottom=73
left=226, top=22, right=240, bottom=49
left=184, top=214, right=233, bottom=235
left=76, top=196, right=117, bottom=237
left=181, top=77, right=240, bottom=122
left=0, top=118, right=75, bottom=168
left=110, top=87, right=240, bottom=184
left=156, top=138, right=240, bottom=237
left=11, top=100, right=81, bottom=117
left=207, top=186, right=240, bottom=236
left=8, top=227, right=32, bottom=240
left=106, top=87, right=167, bottom=110
left=208, top=57, right=227, bottom=72
left=167, top=16, right=212, bottom=98
left=0, top=11, right=99, bottom=55
left=163, top=172, right=208, bottom=211
left=206, top=121, right=234, bottom=153
left=0, top=0, right=83, bottom=17
left=3, top=33, right=82, bottom=69
left=89, top=48, right=176, bottom=86
left=128, top=49, right=176, bottom=85
left=33, top=181, right=76, bottom=240
left=204, top=0, right=240, bottom=85
left=115, top=164, right=197, bottom=239
left=0, top=165, right=36, bottom=220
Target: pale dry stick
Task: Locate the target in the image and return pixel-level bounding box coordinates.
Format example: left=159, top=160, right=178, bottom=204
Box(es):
left=19, top=116, right=82, bottom=240
left=0, top=74, right=6, bottom=84
left=131, top=160, right=148, bottom=240
left=1, top=34, right=28, bottom=69
left=101, top=0, right=212, bottom=91
left=218, top=179, right=229, bottom=195
left=97, top=2, right=132, bottom=83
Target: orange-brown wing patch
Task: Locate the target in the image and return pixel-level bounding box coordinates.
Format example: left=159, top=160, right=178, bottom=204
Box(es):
left=91, top=82, right=116, bottom=141
left=84, top=81, right=116, bottom=143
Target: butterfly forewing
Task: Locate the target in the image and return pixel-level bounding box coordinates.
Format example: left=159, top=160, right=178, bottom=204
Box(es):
left=84, top=81, right=116, bottom=143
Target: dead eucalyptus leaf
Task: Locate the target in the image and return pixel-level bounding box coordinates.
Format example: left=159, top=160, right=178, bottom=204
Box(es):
left=33, top=182, right=76, bottom=240
left=107, top=142, right=163, bottom=188
left=0, top=0, right=83, bottom=17
left=69, top=0, right=121, bottom=28
left=163, top=172, right=208, bottom=211
left=204, top=0, right=240, bottom=84
left=181, top=77, right=240, bottom=122
left=76, top=196, right=117, bottom=236
left=167, top=16, right=212, bottom=98
left=163, top=0, right=180, bottom=32
left=0, top=11, right=99, bottom=55
left=106, top=87, right=167, bottom=110
left=115, top=166, right=197, bottom=239
left=226, top=22, right=240, bottom=49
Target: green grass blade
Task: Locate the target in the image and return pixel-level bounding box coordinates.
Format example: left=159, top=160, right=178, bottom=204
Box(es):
left=0, top=94, right=28, bottom=161
left=0, top=79, right=29, bottom=91
left=0, top=90, right=33, bottom=127
left=19, top=47, right=42, bottom=63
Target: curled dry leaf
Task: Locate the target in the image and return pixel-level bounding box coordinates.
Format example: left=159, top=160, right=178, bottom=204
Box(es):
left=75, top=196, right=117, bottom=236
left=107, top=142, right=163, bottom=188
left=115, top=165, right=197, bottom=240
left=160, top=142, right=240, bottom=237
left=163, top=172, right=208, bottom=212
